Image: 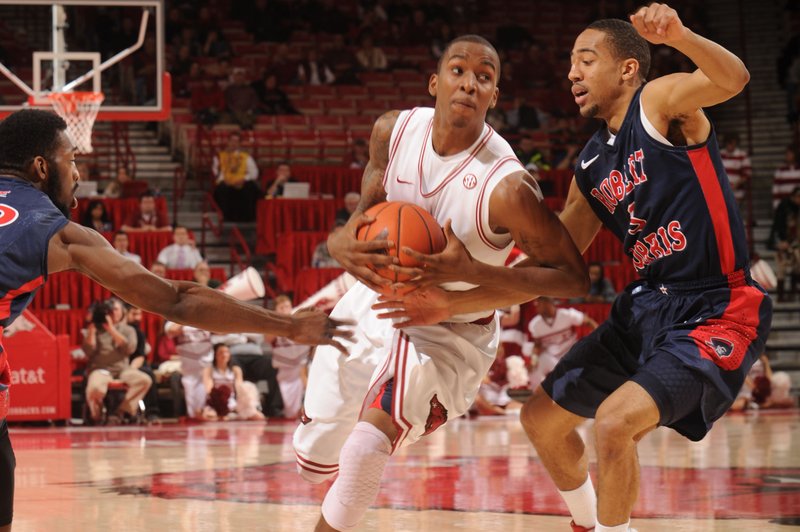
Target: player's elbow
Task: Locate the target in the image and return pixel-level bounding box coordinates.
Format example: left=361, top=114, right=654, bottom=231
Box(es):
left=723, top=65, right=750, bottom=96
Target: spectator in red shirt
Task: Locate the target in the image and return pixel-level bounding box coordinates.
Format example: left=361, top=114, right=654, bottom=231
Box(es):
left=121, top=192, right=170, bottom=232
left=191, top=77, right=226, bottom=126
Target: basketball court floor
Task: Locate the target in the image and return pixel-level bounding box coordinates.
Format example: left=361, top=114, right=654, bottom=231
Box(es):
left=7, top=409, right=800, bottom=531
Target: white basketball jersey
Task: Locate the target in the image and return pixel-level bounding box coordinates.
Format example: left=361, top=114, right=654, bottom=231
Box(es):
left=383, top=107, right=526, bottom=321
left=527, top=308, right=585, bottom=359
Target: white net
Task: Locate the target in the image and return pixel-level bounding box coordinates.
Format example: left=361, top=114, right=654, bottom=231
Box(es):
left=46, top=91, right=104, bottom=153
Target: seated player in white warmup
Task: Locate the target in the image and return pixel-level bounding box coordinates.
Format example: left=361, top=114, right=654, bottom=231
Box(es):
left=292, top=34, right=590, bottom=532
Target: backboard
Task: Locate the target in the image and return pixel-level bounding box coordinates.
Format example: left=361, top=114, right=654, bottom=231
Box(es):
left=0, top=0, right=169, bottom=121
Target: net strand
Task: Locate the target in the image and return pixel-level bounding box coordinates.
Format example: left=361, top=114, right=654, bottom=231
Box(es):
left=46, top=92, right=104, bottom=154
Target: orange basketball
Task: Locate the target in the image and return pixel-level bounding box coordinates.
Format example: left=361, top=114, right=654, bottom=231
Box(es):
left=356, top=201, right=446, bottom=285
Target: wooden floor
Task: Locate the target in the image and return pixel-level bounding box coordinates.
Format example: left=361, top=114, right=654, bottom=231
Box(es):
left=7, top=409, right=800, bottom=531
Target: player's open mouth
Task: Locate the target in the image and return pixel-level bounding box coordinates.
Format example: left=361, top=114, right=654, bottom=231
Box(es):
left=572, top=86, right=588, bottom=106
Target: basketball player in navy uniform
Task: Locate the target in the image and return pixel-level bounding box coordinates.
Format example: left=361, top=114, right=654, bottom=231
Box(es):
left=375, top=4, right=772, bottom=532
left=0, top=109, right=351, bottom=532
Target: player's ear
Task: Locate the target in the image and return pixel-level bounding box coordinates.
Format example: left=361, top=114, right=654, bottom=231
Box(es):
left=490, top=86, right=499, bottom=109
left=428, top=73, right=438, bottom=98
left=30, top=155, right=48, bottom=183
left=621, top=58, right=639, bottom=82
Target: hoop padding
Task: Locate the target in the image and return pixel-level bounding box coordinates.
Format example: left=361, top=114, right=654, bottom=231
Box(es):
left=46, top=91, right=104, bottom=153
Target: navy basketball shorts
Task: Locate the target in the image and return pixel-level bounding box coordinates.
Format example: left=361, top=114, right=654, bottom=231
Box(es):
left=542, top=271, right=772, bottom=441
left=0, top=418, right=14, bottom=526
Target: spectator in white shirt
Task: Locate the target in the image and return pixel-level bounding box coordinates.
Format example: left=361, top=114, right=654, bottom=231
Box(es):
left=773, top=144, right=800, bottom=209
left=112, top=231, right=142, bottom=264
left=156, top=226, right=204, bottom=269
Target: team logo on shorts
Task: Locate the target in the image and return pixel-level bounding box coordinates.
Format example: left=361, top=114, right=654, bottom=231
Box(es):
left=462, top=174, right=477, bottom=190
left=0, top=190, right=9, bottom=198
left=0, top=203, right=19, bottom=227
left=706, top=337, right=735, bottom=358
left=423, top=394, right=448, bottom=436
left=299, top=407, right=312, bottom=425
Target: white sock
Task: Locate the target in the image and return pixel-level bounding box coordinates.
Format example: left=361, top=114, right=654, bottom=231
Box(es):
left=596, top=522, right=631, bottom=532
left=558, top=476, right=597, bottom=529
left=321, top=422, right=392, bottom=531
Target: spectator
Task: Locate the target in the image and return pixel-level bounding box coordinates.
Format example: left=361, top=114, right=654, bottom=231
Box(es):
left=82, top=298, right=149, bottom=423
left=224, top=67, right=261, bottom=129
left=103, top=165, right=133, bottom=199
left=430, top=23, right=454, bottom=59
left=526, top=297, right=598, bottom=390
left=212, top=132, right=261, bottom=222
left=112, top=231, right=142, bottom=264
left=719, top=132, right=752, bottom=211
left=312, top=222, right=345, bottom=268
left=76, top=161, right=96, bottom=189
left=191, top=77, right=226, bottom=126
left=335, top=191, right=361, bottom=225
left=264, top=162, right=296, bottom=198
left=150, top=261, right=167, bottom=278
left=202, top=344, right=265, bottom=421
left=499, top=303, right=525, bottom=359
left=730, top=354, right=795, bottom=411
left=266, top=295, right=311, bottom=419
left=253, top=73, right=297, bottom=115
left=202, top=29, right=231, bottom=60
left=120, top=192, right=170, bottom=232
left=768, top=187, right=800, bottom=301
left=514, top=135, right=550, bottom=175
left=348, top=139, right=369, bottom=169
left=193, top=260, right=222, bottom=288
left=267, top=43, right=297, bottom=87
left=583, top=262, right=617, bottom=303
left=80, top=200, right=113, bottom=233
left=773, top=144, right=800, bottom=209
left=506, top=97, right=543, bottom=132
left=156, top=226, right=204, bottom=269
left=126, top=305, right=160, bottom=422
left=324, top=34, right=360, bottom=85
left=296, top=48, right=336, bottom=86
left=474, top=345, right=524, bottom=415
left=164, top=321, right=213, bottom=420
left=211, top=328, right=283, bottom=418
left=486, top=108, right=508, bottom=133
left=355, top=34, right=388, bottom=71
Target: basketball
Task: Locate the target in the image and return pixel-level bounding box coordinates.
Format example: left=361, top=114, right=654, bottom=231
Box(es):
left=356, top=201, right=446, bottom=285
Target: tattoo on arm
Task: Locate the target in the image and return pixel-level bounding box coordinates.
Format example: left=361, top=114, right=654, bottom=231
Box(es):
left=355, top=110, right=400, bottom=215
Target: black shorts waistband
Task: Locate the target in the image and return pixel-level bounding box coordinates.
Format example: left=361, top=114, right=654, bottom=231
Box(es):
left=642, top=269, right=750, bottom=294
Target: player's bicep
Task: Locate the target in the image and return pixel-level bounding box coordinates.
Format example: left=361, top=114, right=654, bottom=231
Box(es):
left=646, top=72, right=742, bottom=119
left=355, top=110, right=401, bottom=216
left=49, top=222, right=181, bottom=312
left=490, top=172, right=582, bottom=268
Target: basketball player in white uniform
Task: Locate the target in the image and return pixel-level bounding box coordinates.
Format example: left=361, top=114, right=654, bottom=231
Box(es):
left=527, top=297, right=598, bottom=390
left=294, top=35, right=590, bottom=532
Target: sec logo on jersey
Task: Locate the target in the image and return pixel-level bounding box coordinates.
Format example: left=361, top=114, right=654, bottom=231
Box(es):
left=462, top=174, right=477, bottom=190
left=0, top=203, right=19, bottom=227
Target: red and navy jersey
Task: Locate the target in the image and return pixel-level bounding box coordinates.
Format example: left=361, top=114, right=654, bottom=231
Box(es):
left=574, top=86, right=749, bottom=282
left=0, top=176, right=68, bottom=409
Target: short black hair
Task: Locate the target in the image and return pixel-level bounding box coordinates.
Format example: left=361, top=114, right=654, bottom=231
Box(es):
left=586, top=19, right=650, bottom=82
left=437, top=34, right=501, bottom=79
left=0, top=109, right=68, bottom=174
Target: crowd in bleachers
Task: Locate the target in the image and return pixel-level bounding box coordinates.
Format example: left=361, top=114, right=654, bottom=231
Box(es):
left=8, top=0, right=747, bottom=422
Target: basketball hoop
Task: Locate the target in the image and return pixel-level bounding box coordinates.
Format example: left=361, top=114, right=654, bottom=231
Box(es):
left=45, top=91, right=104, bottom=153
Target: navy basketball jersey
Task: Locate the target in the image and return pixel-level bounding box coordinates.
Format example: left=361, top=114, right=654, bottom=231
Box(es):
left=0, top=176, right=68, bottom=416
left=574, top=86, right=749, bottom=282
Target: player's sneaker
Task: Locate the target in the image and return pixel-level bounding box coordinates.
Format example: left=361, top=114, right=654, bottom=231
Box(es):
left=570, top=522, right=594, bottom=532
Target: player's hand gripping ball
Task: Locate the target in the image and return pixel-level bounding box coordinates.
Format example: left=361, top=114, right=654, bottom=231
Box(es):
left=356, top=201, right=446, bottom=293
